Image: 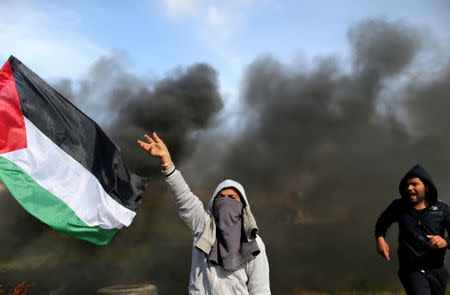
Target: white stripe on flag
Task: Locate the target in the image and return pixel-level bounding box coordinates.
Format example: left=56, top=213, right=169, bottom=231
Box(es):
left=2, top=118, right=136, bottom=229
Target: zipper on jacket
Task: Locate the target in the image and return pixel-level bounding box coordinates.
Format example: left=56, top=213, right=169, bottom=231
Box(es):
left=416, top=207, right=430, bottom=234
left=415, top=207, right=427, bottom=230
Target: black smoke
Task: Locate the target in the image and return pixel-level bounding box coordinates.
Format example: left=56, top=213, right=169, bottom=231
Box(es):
left=182, top=18, right=450, bottom=292
left=53, top=54, right=224, bottom=176
left=108, top=61, right=223, bottom=174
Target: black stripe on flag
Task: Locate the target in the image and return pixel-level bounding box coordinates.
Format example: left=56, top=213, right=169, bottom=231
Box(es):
left=9, top=56, right=148, bottom=211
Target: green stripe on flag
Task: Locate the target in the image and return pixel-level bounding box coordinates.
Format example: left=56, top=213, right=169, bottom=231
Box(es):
left=0, top=156, right=118, bottom=245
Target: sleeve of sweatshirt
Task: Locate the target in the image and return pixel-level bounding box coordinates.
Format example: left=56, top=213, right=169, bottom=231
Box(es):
left=443, top=203, right=450, bottom=249
left=375, top=199, right=400, bottom=238
left=246, top=236, right=271, bottom=295
left=163, top=166, right=206, bottom=236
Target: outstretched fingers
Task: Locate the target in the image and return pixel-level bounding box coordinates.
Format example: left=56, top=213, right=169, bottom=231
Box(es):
left=152, top=132, right=162, bottom=143
left=138, top=132, right=170, bottom=162
left=137, top=140, right=150, bottom=151
left=138, top=134, right=157, bottom=152
left=144, top=134, right=155, bottom=144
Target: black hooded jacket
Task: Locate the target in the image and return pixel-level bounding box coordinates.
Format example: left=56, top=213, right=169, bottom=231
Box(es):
left=375, top=164, right=450, bottom=271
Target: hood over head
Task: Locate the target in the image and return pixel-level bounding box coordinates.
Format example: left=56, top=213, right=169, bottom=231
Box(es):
left=208, top=179, right=258, bottom=240
left=208, top=179, right=249, bottom=210
left=399, top=164, right=438, bottom=204
left=194, top=179, right=259, bottom=256
left=207, top=179, right=260, bottom=270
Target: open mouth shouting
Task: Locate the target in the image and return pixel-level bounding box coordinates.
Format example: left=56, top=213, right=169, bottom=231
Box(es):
left=408, top=191, right=418, bottom=200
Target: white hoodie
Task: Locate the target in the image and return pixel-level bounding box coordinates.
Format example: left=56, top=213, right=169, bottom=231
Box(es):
left=163, top=166, right=271, bottom=295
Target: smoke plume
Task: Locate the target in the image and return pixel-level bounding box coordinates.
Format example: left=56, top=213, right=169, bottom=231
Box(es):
left=179, top=18, right=450, bottom=292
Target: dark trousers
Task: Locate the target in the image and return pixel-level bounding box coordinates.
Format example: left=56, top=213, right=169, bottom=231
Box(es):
left=398, top=266, right=449, bottom=295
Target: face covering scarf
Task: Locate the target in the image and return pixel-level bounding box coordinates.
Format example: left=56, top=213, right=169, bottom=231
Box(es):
left=209, top=197, right=260, bottom=270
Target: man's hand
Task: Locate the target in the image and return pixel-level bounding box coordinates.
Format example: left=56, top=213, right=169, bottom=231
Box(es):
left=376, top=236, right=390, bottom=261
left=426, top=235, right=448, bottom=248
left=137, top=132, right=172, bottom=170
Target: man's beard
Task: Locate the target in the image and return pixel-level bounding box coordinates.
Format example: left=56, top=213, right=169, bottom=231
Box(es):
left=409, top=192, right=425, bottom=205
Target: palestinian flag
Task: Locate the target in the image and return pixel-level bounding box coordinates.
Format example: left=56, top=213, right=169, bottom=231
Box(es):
left=0, top=56, right=149, bottom=245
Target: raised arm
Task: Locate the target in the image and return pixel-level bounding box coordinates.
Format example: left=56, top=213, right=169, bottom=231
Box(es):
left=138, top=132, right=206, bottom=236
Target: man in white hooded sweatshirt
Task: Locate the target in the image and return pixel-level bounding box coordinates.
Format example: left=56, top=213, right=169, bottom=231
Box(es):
left=138, top=132, right=271, bottom=295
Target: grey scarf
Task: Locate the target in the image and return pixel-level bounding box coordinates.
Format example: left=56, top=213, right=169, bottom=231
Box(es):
left=208, top=197, right=260, bottom=270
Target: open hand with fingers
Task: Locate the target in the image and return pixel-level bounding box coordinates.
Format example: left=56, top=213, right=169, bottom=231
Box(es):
left=137, top=132, right=173, bottom=170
